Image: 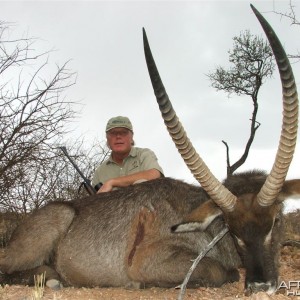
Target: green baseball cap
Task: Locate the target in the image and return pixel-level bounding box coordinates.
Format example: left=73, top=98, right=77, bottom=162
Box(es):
left=105, top=116, right=133, bottom=132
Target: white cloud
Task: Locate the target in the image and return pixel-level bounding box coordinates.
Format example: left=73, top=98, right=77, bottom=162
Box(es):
left=283, top=199, right=300, bottom=214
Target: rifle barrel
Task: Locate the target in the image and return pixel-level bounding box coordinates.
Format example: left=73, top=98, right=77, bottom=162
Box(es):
left=59, top=146, right=96, bottom=194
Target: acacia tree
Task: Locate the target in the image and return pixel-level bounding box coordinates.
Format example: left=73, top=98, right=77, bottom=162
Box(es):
left=0, top=21, right=80, bottom=212
left=207, top=30, right=275, bottom=176
left=0, top=22, right=112, bottom=213
left=0, top=139, right=110, bottom=232
left=5, top=139, right=110, bottom=212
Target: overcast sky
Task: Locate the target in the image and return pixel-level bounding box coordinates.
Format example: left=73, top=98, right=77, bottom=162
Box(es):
left=1, top=1, right=300, bottom=209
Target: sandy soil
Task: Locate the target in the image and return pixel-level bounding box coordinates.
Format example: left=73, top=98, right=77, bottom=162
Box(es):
left=0, top=246, right=299, bottom=300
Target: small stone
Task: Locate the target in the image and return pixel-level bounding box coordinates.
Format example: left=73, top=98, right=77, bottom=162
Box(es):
left=46, top=279, right=63, bottom=290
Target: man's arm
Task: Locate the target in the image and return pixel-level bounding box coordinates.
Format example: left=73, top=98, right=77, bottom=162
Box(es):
left=97, top=168, right=161, bottom=193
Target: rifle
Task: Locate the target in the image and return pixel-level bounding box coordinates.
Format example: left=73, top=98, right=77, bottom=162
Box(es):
left=59, top=146, right=97, bottom=195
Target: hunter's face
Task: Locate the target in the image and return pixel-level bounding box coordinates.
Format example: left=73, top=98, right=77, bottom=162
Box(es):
left=106, top=128, right=133, bottom=155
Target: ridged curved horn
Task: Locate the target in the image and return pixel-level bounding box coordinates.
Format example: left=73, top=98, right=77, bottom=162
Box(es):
left=251, top=5, right=299, bottom=207
left=143, top=28, right=237, bottom=212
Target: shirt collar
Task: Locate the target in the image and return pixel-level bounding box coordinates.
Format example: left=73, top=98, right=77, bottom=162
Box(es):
left=106, top=147, right=137, bottom=164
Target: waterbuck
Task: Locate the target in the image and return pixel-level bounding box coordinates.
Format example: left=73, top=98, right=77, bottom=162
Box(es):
left=143, top=4, right=299, bottom=294
left=0, top=5, right=299, bottom=295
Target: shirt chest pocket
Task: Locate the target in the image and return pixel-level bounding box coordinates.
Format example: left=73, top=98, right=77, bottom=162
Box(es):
left=128, top=160, right=140, bottom=172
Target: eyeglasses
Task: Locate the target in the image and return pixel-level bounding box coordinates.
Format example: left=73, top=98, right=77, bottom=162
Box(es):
left=107, top=129, right=130, bottom=137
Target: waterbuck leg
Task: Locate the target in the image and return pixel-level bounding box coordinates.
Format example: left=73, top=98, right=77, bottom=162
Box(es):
left=0, top=202, right=75, bottom=274
left=127, top=240, right=239, bottom=288
left=126, top=206, right=238, bottom=288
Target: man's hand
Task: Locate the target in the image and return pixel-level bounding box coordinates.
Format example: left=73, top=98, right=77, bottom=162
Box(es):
left=97, top=180, right=115, bottom=193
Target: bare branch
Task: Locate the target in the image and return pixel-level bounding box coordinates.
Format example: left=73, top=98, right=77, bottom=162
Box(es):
left=0, top=22, right=111, bottom=213
left=270, top=0, right=300, bottom=61
left=177, top=228, right=229, bottom=300
left=271, top=0, right=300, bottom=26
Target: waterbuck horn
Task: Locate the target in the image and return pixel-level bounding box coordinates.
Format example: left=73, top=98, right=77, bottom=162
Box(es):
left=143, top=28, right=237, bottom=212
left=251, top=5, right=298, bottom=206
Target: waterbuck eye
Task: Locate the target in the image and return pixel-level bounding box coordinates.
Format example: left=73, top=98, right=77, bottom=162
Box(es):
left=274, top=214, right=281, bottom=223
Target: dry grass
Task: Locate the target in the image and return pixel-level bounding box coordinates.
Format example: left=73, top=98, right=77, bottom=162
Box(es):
left=31, top=272, right=46, bottom=300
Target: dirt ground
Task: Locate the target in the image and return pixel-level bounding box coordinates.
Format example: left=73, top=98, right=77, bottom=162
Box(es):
left=0, top=245, right=299, bottom=300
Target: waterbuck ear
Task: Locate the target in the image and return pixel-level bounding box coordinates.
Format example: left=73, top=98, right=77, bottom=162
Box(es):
left=171, top=200, right=223, bottom=233
left=278, top=179, right=300, bottom=202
